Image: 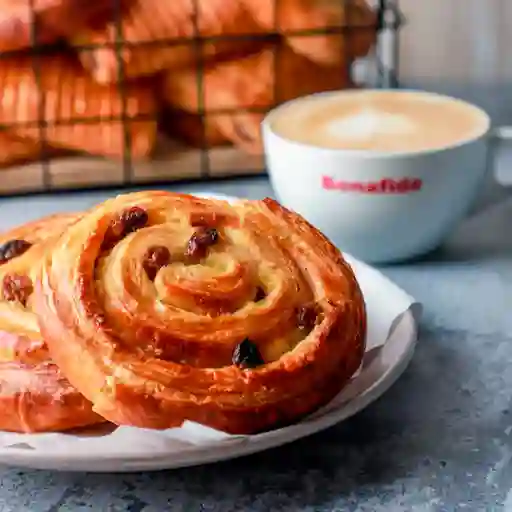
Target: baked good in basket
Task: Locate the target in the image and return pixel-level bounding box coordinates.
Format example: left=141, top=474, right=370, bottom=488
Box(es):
left=0, top=133, right=45, bottom=168
left=161, top=109, right=229, bottom=148
left=70, top=0, right=375, bottom=83
left=0, top=212, right=103, bottom=433
left=0, top=132, right=70, bottom=168
left=0, top=54, right=157, bottom=159
left=72, top=0, right=264, bottom=83
left=162, top=44, right=352, bottom=154
left=0, top=0, right=110, bottom=51
left=35, top=191, right=366, bottom=434
left=254, top=0, right=377, bottom=66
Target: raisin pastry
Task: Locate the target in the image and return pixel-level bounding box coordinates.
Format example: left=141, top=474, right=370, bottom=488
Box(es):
left=35, top=191, right=366, bottom=434
left=0, top=213, right=103, bottom=433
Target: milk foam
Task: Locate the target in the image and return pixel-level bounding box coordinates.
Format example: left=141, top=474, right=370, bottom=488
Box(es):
left=324, top=108, right=417, bottom=142
left=270, top=90, right=489, bottom=152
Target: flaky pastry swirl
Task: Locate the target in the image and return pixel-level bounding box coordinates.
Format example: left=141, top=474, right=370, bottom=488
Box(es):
left=0, top=213, right=103, bottom=433
left=36, top=192, right=366, bottom=434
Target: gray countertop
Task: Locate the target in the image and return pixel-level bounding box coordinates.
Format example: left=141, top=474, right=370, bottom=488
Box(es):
left=0, top=176, right=511, bottom=512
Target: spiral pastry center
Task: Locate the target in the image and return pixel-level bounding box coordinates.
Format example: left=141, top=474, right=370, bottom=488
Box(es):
left=82, top=197, right=318, bottom=369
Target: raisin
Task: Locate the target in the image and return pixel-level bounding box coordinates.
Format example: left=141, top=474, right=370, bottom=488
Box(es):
left=102, top=206, right=148, bottom=250
left=0, top=239, right=32, bottom=264
left=254, top=286, right=266, bottom=302
left=143, top=246, right=171, bottom=280
left=3, top=274, right=33, bottom=306
left=232, top=338, right=264, bottom=369
left=296, top=303, right=321, bottom=330
left=186, top=227, right=219, bottom=260
left=119, top=206, right=148, bottom=235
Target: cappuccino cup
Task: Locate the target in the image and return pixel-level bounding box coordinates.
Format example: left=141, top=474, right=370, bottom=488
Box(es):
left=262, top=89, right=509, bottom=263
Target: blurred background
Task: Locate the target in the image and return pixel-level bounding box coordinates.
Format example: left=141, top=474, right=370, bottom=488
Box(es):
left=0, top=0, right=511, bottom=192
left=394, top=0, right=512, bottom=185
left=399, top=0, right=511, bottom=124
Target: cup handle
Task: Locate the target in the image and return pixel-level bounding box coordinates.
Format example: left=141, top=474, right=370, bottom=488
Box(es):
left=469, top=126, right=512, bottom=215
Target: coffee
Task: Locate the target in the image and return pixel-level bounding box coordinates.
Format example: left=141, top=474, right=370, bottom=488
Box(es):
left=269, top=90, right=488, bottom=153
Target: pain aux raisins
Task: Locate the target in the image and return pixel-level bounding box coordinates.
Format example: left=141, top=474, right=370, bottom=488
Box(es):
left=232, top=338, right=265, bottom=369
left=102, top=206, right=148, bottom=250
left=0, top=239, right=32, bottom=264
left=3, top=273, right=33, bottom=306
left=143, top=246, right=171, bottom=280
left=186, top=227, right=219, bottom=260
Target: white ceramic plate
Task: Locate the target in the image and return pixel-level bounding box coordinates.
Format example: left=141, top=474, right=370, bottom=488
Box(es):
left=0, top=194, right=420, bottom=472
left=0, top=308, right=417, bottom=472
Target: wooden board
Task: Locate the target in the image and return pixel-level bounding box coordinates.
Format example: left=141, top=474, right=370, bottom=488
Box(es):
left=0, top=136, right=265, bottom=195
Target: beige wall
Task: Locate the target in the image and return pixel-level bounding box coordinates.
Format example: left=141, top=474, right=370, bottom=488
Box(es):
left=399, top=0, right=511, bottom=83
left=390, top=0, right=512, bottom=124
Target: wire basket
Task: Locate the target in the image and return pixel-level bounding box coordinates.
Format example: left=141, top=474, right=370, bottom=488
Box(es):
left=0, top=0, right=403, bottom=196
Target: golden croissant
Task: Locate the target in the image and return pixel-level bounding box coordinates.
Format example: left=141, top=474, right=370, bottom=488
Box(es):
left=35, top=191, right=366, bottom=434
left=162, top=44, right=352, bottom=154
left=72, top=0, right=263, bottom=83
left=0, top=54, right=157, bottom=159
left=161, top=108, right=229, bottom=148
left=0, top=212, right=103, bottom=432
left=254, top=0, right=377, bottom=66
left=0, top=0, right=114, bottom=51
left=71, top=0, right=376, bottom=83
left=0, top=133, right=46, bottom=168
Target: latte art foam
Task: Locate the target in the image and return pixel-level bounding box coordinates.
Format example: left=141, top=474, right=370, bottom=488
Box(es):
left=325, top=108, right=417, bottom=143
left=270, top=91, right=489, bottom=153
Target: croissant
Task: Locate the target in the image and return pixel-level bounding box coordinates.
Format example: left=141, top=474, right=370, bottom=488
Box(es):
left=0, top=133, right=45, bottom=167
left=35, top=191, right=366, bottom=434
left=0, top=212, right=103, bottom=433
left=0, top=1, right=113, bottom=51
left=161, top=109, right=228, bottom=148
left=0, top=54, right=157, bottom=159
left=162, top=44, right=352, bottom=154
left=72, top=0, right=264, bottom=83
left=0, top=6, right=56, bottom=51
left=254, top=0, right=378, bottom=66
left=71, top=0, right=375, bottom=83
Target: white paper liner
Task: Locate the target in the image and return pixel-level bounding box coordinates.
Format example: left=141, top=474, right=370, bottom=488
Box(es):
left=0, top=192, right=423, bottom=458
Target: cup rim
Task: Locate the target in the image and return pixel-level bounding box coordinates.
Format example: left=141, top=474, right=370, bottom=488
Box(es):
left=262, top=89, right=492, bottom=159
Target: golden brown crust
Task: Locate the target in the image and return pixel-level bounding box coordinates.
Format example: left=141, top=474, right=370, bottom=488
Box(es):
left=71, top=0, right=265, bottom=83
left=0, top=54, right=157, bottom=159
left=70, top=0, right=376, bottom=83
left=0, top=132, right=69, bottom=168
left=254, top=0, right=378, bottom=66
left=35, top=191, right=366, bottom=434
left=162, top=44, right=353, bottom=154
left=0, top=133, right=45, bottom=168
left=160, top=108, right=229, bottom=148
left=0, top=1, right=113, bottom=52
left=0, top=213, right=103, bottom=433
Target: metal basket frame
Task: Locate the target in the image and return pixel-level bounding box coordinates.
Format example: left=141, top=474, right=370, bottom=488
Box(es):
left=0, top=0, right=404, bottom=195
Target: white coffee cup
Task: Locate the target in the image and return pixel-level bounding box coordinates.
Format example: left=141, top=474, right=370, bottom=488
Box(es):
left=262, top=89, right=509, bottom=264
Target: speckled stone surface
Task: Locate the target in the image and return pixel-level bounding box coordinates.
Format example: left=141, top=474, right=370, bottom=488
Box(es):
left=0, top=177, right=511, bottom=512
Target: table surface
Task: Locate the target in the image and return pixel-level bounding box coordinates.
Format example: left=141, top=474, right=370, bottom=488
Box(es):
left=0, top=176, right=511, bottom=512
